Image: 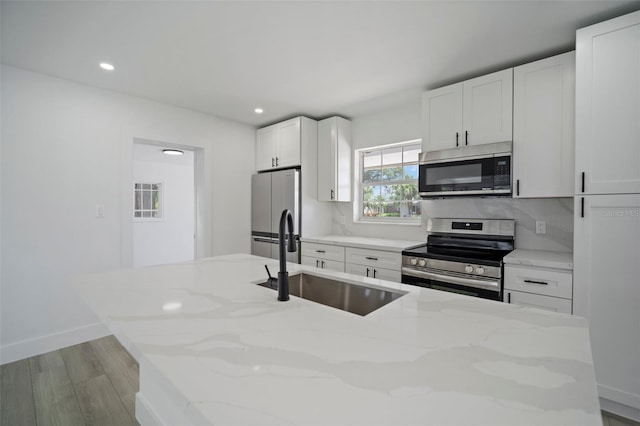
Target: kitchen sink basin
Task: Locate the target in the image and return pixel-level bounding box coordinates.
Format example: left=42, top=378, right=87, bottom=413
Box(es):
left=256, top=273, right=407, bottom=316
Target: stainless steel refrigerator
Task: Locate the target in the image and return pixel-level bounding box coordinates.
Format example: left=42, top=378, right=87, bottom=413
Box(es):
left=251, top=168, right=300, bottom=263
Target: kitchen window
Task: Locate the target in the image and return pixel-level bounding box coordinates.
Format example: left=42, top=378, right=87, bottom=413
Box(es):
left=356, top=140, right=421, bottom=222
left=134, top=182, right=163, bottom=220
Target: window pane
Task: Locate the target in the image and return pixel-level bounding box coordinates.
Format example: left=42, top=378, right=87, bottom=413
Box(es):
left=363, top=168, right=381, bottom=183
left=135, top=183, right=141, bottom=190
left=143, top=191, right=151, bottom=209
left=381, top=184, right=395, bottom=202
left=135, top=191, right=141, bottom=210
left=152, top=191, right=159, bottom=210
left=382, top=166, right=402, bottom=181
left=152, top=211, right=160, bottom=218
left=142, top=183, right=151, bottom=190
left=134, top=211, right=142, bottom=218
left=152, top=184, right=159, bottom=190
left=403, top=164, right=418, bottom=179
left=382, top=147, right=402, bottom=166
left=403, top=145, right=421, bottom=163
left=142, top=211, right=152, bottom=218
left=363, top=151, right=381, bottom=168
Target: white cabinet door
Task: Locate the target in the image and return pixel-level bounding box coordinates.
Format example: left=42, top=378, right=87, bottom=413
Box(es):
left=345, top=263, right=400, bottom=283
left=505, top=290, right=572, bottom=314
left=422, top=83, right=463, bottom=152
left=513, top=52, right=575, bottom=198
left=317, top=117, right=351, bottom=202
left=302, top=256, right=344, bottom=272
left=462, top=69, right=513, bottom=146
left=276, top=117, right=301, bottom=169
left=573, top=193, right=640, bottom=409
left=256, top=125, right=278, bottom=171
left=576, top=12, right=640, bottom=195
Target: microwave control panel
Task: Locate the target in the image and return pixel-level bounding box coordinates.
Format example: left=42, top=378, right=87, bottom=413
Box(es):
left=493, top=156, right=511, bottom=190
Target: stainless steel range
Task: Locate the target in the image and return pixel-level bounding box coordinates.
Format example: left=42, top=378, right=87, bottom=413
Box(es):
left=401, top=218, right=515, bottom=301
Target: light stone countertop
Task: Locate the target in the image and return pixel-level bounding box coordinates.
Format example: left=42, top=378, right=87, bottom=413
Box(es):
left=504, top=249, right=574, bottom=270
left=75, top=253, right=600, bottom=425
left=301, top=234, right=423, bottom=252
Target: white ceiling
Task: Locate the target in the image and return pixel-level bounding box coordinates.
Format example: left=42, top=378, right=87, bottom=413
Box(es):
left=2, top=1, right=639, bottom=127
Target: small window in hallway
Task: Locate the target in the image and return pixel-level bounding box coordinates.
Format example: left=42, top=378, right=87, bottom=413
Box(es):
left=134, top=182, right=163, bottom=219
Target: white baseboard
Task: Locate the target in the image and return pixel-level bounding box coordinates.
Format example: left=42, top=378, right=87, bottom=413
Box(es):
left=0, top=322, right=110, bottom=365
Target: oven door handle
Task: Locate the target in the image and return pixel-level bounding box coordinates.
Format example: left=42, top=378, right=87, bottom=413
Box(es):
left=401, top=267, right=500, bottom=292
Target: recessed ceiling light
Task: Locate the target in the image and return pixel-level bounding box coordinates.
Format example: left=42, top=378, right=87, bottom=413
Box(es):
left=254, top=108, right=264, bottom=114
left=163, top=149, right=184, bottom=156
left=99, top=62, right=115, bottom=71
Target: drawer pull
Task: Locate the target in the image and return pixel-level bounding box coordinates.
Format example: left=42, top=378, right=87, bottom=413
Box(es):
left=366, top=268, right=370, bottom=277
left=315, top=250, right=326, bottom=253
left=365, top=256, right=378, bottom=261
left=373, top=269, right=377, bottom=278
left=524, top=279, right=548, bottom=285
left=316, top=259, right=319, bottom=268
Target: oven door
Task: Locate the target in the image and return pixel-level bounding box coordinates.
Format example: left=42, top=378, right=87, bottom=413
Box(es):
left=401, top=267, right=502, bottom=301
left=418, top=156, right=510, bottom=198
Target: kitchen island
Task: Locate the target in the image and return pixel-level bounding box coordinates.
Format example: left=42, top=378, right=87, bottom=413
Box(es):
left=75, top=254, right=601, bottom=425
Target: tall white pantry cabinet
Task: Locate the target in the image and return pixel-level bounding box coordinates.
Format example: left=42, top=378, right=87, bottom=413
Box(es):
left=574, top=11, right=640, bottom=420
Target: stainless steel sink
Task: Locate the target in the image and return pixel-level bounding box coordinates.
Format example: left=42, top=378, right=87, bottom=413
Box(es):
left=256, top=273, right=407, bottom=316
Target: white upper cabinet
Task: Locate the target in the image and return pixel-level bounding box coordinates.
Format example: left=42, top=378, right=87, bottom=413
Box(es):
left=422, top=83, right=463, bottom=151
left=422, top=69, right=512, bottom=153
left=462, top=69, right=513, bottom=146
left=318, top=117, right=352, bottom=202
left=256, top=117, right=302, bottom=171
left=513, top=51, right=575, bottom=198
left=256, top=125, right=278, bottom=171
left=575, top=11, right=640, bottom=195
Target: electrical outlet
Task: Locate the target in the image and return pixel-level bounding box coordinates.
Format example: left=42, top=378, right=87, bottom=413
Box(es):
left=96, top=204, right=105, bottom=218
left=535, top=220, right=546, bottom=234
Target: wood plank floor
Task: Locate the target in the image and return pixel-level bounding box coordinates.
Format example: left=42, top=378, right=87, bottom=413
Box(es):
left=2, top=335, right=640, bottom=426
left=1, top=335, right=139, bottom=426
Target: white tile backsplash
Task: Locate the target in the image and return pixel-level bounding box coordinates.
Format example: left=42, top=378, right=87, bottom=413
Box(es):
left=333, top=197, right=574, bottom=252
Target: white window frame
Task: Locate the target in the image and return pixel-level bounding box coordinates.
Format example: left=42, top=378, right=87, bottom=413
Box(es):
left=353, top=139, right=422, bottom=225
left=133, top=180, right=164, bottom=222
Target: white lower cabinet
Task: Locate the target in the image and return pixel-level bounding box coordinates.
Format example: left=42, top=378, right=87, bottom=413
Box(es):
left=504, top=265, right=573, bottom=314
left=345, top=263, right=400, bottom=282
left=345, top=247, right=402, bottom=283
left=301, top=242, right=345, bottom=272
left=505, top=290, right=572, bottom=314
left=301, top=256, right=344, bottom=272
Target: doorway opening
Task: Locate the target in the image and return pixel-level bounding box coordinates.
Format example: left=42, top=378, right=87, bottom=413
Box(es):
left=132, top=140, right=201, bottom=267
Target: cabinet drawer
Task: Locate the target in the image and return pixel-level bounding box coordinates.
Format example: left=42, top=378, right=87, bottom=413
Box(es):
left=505, top=290, right=572, bottom=314
left=504, top=265, right=572, bottom=299
left=345, top=247, right=401, bottom=271
left=301, top=243, right=345, bottom=262
left=301, top=256, right=344, bottom=273
left=345, top=263, right=400, bottom=283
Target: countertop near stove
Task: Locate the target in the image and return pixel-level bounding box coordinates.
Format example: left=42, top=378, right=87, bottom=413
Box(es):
left=75, top=253, right=600, bottom=426
left=300, top=234, right=422, bottom=252
left=504, top=249, right=574, bottom=270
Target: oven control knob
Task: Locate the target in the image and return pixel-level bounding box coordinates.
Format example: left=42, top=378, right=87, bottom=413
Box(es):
left=409, top=258, right=418, bottom=266
left=476, top=266, right=485, bottom=275
left=464, top=265, right=474, bottom=273
left=417, top=259, right=426, bottom=267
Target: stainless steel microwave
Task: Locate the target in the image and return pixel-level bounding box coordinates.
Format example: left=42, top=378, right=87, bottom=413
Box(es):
left=418, top=141, right=512, bottom=198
